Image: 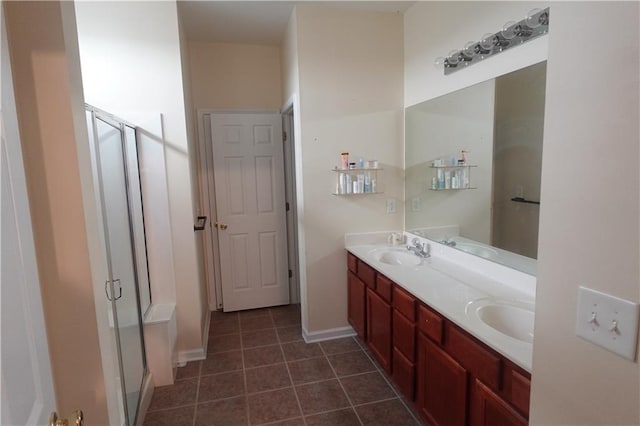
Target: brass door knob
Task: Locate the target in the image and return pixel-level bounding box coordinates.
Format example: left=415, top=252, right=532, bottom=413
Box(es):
left=50, top=410, right=83, bottom=426
left=215, top=222, right=228, bottom=230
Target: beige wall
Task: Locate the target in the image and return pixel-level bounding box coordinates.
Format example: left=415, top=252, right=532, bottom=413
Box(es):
left=531, top=3, right=639, bottom=424
left=294, top=4, right=404, bottom=333
left=188, top=41, right=283, bottom=110
left=4, top=1, right=109, bottom=422
left=405, top=2, right=640, bottom=424
left=75, top=1, right=206, bottom=357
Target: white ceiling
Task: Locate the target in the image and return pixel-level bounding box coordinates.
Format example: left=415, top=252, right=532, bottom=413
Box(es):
left=178, top=1, right=415, bottom=45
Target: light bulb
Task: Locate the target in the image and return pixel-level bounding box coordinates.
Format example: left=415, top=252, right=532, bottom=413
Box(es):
left=525, top=8, right=543, bottom=28
left=447, top=50, right=460, bottom=65
left=501, top=21, right=517, bottom=40
left=479, top=33, right=495, bottom=50
left=463, top=41, right=477, bottom=57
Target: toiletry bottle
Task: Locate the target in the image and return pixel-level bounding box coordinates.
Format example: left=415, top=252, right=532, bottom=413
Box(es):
left=358, top=158, right=365, bottom=169
left=445, top=171, right=451, bottom=189
left=341, top=152, right=349, bottom=169
left=364, top=172, right=371, bottom=193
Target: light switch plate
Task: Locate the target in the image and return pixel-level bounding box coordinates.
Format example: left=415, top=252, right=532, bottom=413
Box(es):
left=576, top=286, right=639, bottom=360
left=386, top=199, right=396, bottom=214
left=411, top=197, right=421, bottom=212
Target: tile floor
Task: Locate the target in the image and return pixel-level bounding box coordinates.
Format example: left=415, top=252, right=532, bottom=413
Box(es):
left=143, top=305, right=424, bottom=425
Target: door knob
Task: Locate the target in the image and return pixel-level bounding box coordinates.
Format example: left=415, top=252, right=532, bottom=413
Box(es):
left=215, top=222, right=228, bottom=230
left=50, top=410, right=83, bottom=426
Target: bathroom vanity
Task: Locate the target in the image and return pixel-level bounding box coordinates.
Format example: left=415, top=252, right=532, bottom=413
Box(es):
left=346, top=233, right=534, bottom=426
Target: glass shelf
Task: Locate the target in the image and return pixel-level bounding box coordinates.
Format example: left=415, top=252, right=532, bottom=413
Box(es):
left=429, top=164, right=477, bottom=169
left=430, top=187, right=477, bottom=191
left=332, top=191, right=384, bottom=196
left=332, top=167, right=383, bottom=172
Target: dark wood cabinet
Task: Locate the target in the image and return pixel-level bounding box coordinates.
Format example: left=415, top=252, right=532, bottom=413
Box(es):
left=417, top=332, right=467, bottom=426
left=471, top=380, right=527, bottom=426
left=346, top=251, right=530, bottom=426
left=367, top=287, right=392, bottom=372
left=347, top=270, right=366, bottom=339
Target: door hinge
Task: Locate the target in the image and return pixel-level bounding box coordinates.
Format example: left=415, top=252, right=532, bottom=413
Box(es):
left=283, top=131, right=287, bottom=142
left=286, top=202, right=290, bottom=212
left=288, top=269, right=293, bottom=278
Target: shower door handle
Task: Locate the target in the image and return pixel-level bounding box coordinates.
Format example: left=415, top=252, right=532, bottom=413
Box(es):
left=105, top=279, right=122, bottom=301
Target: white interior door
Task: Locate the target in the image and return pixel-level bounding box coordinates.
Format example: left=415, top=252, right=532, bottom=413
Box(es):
left=1, top=8, right=56, bottom=422
left=211, top=112, right=289, bottom=311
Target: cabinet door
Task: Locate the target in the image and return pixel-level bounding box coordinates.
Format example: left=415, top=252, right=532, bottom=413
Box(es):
left=392, top=347, right=415, bottom=401
left=367, top=288, right=392, bottom=372
left=417, top=333, right=467, bottom=426
left=472, top=379, right=527, bottom=426
left=348, top=271, right=366, bottom=339
left=393, top=309, right=416, bottom=362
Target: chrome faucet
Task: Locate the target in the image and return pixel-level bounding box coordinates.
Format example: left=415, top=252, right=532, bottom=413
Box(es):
left=407, top=238, right=430, bottom=258
left=442, top=238, right=456, bottom=247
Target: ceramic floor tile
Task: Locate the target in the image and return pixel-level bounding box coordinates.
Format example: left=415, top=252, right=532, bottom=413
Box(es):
left=242, top=328, right=279, bottom=349
left=148, top=378, right=198, bottom=411
left=245, top=363, right=292, bottom=394
left=208, top=333, right=241, bottom=354
left=287, top=357, right=335, bottom=385
left=239, top=308, right=272, bottom=320
left=319, top=337, right=361, bottom=355
left=276, top=326, right=303, bottom=343
left=143, top=405, right=195, bottom=426
left=281, top=341, right=323, bottom=361
left=241, top=315, right=275, bottom=331
left=211, top=310, right=238, bottom=322
left=247, top=387, right=301, bottom=425
left=327, top=350, right=376, bottom=377
left=355, top=399, right=420, bottom=426
left=175, top=360, right=201, bottom=381
left=295, top=379, right=350, bottom=415
left=198, top=371, right=245, bottom=403
left=340, top=372, right=396, bottom=405
left=272, top=311, right=301, bottom=327
left=304, top=408, right=361, bottom=426
left=194, top=396, right=248, bottom=426
left=264, top=418, right=305, bottom=426
left=201, top=350, right=243, bottom=376
left=243, top=344, right=284, bottom=368
left=210, top=319, right=240, bottom=336
left=269, top=304, right=301, bottom=315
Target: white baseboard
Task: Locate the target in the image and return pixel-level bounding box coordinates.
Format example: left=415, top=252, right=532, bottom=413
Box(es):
left=302, top=325, right=356, bottom=343
left=178, top=347, right=207, bottom=365
left=177, top=312, right=211, bottom=365
left=135, top=373, right=154, bottom=426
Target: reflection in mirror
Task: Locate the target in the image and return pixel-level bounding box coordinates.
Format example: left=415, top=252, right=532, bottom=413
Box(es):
left=405, top=62, right=546, bottom=275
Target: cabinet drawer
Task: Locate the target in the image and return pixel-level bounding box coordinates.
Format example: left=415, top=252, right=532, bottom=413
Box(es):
left=417, top=304, right=443, bottom=344
left=393, top=310, right=416, bottom=362
left=510, top=369, right=531, bottom=417
left=447, top=325, right=501, bottom=390
left=357, top=260, right=376, bottom=288
left=375, top=274, right=393, bottom=303
left=392, top=347, right=415, bottom=401
left=393, top=286, right=416, bottom=321
left=347, top=252, right=357, bottom=274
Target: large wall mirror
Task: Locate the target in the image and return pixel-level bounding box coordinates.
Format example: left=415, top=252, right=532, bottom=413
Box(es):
left=405, top=61, right=546, bottom=275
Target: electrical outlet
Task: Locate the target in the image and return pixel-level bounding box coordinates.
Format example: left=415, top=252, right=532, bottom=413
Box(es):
left=412, top=197, right=421, bottom=212
left=386, top=199, right=396, bottom=214
left=576, top=286, right=640, bottom=360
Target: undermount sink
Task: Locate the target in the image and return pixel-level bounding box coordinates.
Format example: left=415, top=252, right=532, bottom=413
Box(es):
left=466, top=299, right=535, bottom=344
left=370, top=248, right=423, bottom=267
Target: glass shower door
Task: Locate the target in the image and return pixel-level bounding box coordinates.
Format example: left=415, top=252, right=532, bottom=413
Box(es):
left=93, top=115, right=146, bottom=426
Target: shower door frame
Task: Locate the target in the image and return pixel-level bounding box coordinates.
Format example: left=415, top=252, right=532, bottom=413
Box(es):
left=87, top=105, right=149, bottom=426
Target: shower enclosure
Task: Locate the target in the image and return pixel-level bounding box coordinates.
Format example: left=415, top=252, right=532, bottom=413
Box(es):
left=85, top=105, right=151, bottom=426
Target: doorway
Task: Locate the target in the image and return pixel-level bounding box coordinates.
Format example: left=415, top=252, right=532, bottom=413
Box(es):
left=197, top=110, right=301, bottom=312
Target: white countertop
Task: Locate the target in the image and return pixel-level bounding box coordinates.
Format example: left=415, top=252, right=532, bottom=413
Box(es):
left=345, top=231, right=535, bottom=372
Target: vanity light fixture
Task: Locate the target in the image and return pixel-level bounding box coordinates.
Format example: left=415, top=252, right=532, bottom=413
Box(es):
left=435, top=8, right=550, bottom=75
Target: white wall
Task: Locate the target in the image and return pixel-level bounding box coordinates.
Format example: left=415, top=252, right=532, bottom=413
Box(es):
left=531, top=3, right=639, bottom=424
left=188, top=41, right=283, bottom=110
left=75, top=1, right=206, bottom=357
left=405, top=2, right=640, bottom=424
left=294, top=4, right=404, bottom=334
